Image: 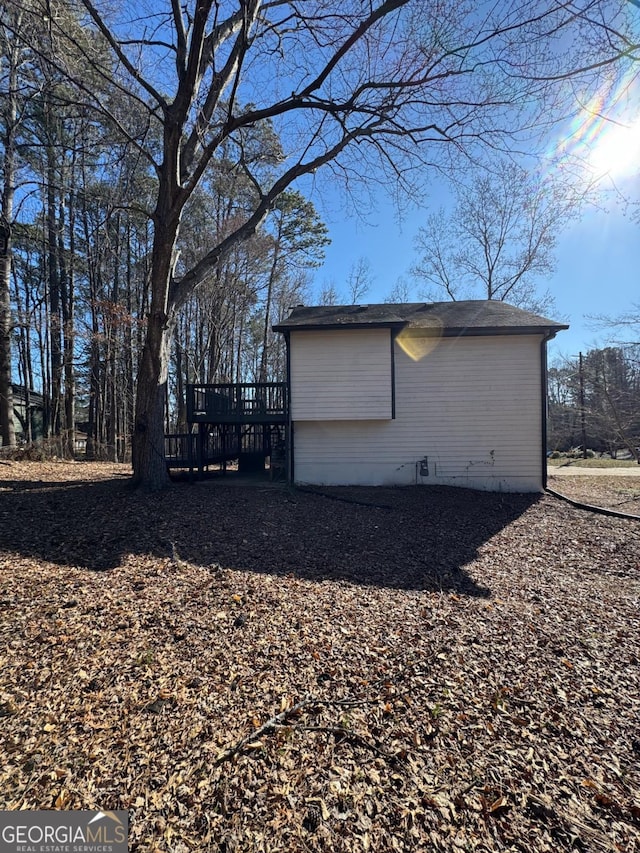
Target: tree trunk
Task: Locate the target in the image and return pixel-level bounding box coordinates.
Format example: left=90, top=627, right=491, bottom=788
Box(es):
left=0, top=34, right=17, bottom=449
left=59, top=193, right=75, bottom=458
left=47, top=149, right=62, bottom=440
left=131, top=204, right=178, bottom=488
left=175, top=337, right=187, bottom=432
left=0, top=225, right=14, bottom=448
left=12, top=272, right=33, bottom=442
left=122, top=228, right=134, bottom=463
left=106, top=211, right=121, bottom=462
left=131, top=310, right=174, bottom=488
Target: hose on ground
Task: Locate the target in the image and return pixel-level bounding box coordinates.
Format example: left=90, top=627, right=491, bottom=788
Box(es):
left=545, top=486, right=640, bottom=521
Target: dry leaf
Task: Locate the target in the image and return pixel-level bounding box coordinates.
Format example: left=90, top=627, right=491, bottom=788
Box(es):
left=1, top=462, right=638, bottom=852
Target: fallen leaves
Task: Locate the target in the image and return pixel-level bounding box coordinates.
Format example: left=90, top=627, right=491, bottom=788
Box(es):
left=0, top=461, right=639, bottom=852
left=548, top=473, right=640, bottom=514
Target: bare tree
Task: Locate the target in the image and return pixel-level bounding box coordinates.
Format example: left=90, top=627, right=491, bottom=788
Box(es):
left=317, top=281, right=340, bottom=306
left=411, top=161, right=585, bottom=312
left=6, top=0, right=637, bottom=486
left=547, top=347, right=640, bottom=459
left=346, top=257, right=374, bottom=304
left=384, top=276, right=413, bottom=304
left=590, top=302, right=640, bottom=346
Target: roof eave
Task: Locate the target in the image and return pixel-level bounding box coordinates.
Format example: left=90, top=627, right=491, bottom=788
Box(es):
left=437, top=324, right=569, bottom=338
left=273, top=321, right=570, bottom=337
left=272, top=320, right=405, bottom=333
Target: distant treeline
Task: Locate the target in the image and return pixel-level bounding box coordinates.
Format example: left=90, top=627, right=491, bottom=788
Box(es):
left=548, top=346, right=640, bottom=459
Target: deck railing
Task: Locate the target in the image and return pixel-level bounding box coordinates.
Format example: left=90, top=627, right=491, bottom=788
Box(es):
left=187, top=382, right=288, bottom=423
left=164, top=429, right=243, bottom=469
left=164, top=433, right=196, bottom=467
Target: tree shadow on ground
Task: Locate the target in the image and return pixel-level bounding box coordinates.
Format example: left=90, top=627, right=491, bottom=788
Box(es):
left=0, top=472, right=542, bottom=597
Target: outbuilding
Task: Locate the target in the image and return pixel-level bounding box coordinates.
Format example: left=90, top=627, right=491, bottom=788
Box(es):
left=273, top=300, right=568, bottom=492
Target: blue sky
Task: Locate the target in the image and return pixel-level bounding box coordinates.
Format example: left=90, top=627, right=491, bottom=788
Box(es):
left=306, top=69, right=640, bottom=365
left=309, top=186, right=639, bottom=365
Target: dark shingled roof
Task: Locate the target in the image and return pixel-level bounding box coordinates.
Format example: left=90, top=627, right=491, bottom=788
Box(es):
left=273, top=300, right=569, bottom=338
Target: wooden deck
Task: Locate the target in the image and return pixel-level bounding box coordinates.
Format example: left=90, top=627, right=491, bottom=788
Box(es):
left=187, top=382, right=287, bottom=424
left=166, top=422, right=287, bottom=476
left=167, top=382, right=289, bottom=478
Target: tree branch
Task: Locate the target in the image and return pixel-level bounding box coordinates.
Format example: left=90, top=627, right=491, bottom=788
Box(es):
left=79, top=0, right=169, bottom=109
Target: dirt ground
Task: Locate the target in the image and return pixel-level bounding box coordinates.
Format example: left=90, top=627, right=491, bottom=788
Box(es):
left=1, top=461, right=639, bottom=852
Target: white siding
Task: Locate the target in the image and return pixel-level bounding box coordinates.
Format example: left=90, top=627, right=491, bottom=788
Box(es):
left=292, top=333, right=545, bottom=492
left=290, top=328, right=392, bottom=420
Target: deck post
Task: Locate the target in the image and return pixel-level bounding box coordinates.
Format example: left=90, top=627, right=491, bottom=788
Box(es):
left=197, top=423, right=205, bottom=479
left=188, top=429, right=194, bottom=482
left=222, top=425, right=227, bottom=475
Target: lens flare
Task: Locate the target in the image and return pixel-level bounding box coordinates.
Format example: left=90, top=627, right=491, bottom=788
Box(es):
left=396, top=323, right=443, bottom=361
left=552, top=71, right=640, bottom=184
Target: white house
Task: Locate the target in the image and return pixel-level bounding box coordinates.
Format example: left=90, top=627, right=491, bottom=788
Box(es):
left=273, top=301, right=568, bottom=492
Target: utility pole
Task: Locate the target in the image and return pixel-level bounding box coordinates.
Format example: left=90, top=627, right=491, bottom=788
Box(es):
left=579, top=352, right=587, bottom=458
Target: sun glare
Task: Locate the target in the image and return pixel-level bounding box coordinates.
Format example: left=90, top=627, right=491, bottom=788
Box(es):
left=553, top=72, right=640, bottom=186
left=587, top=113, right=640, bottom=180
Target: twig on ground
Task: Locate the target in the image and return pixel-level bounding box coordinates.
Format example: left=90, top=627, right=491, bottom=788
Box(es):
left=214, top=697, right=313, bottom=766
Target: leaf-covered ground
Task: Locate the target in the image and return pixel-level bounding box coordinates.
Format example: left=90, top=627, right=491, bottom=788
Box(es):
left=548, top=473, right=640, bottom=516
left=1, top=461, right=639, bottom=852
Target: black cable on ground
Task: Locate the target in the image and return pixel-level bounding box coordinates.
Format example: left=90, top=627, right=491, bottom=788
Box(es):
left=545, top=486, right=640, bottom=521
left=295, top=485, right=393, bottom=510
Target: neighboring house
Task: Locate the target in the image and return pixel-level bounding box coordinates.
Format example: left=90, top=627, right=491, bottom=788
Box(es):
left=11, top=385, right=45, bottom=443
left=273, top=301, right=568, bottom=492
